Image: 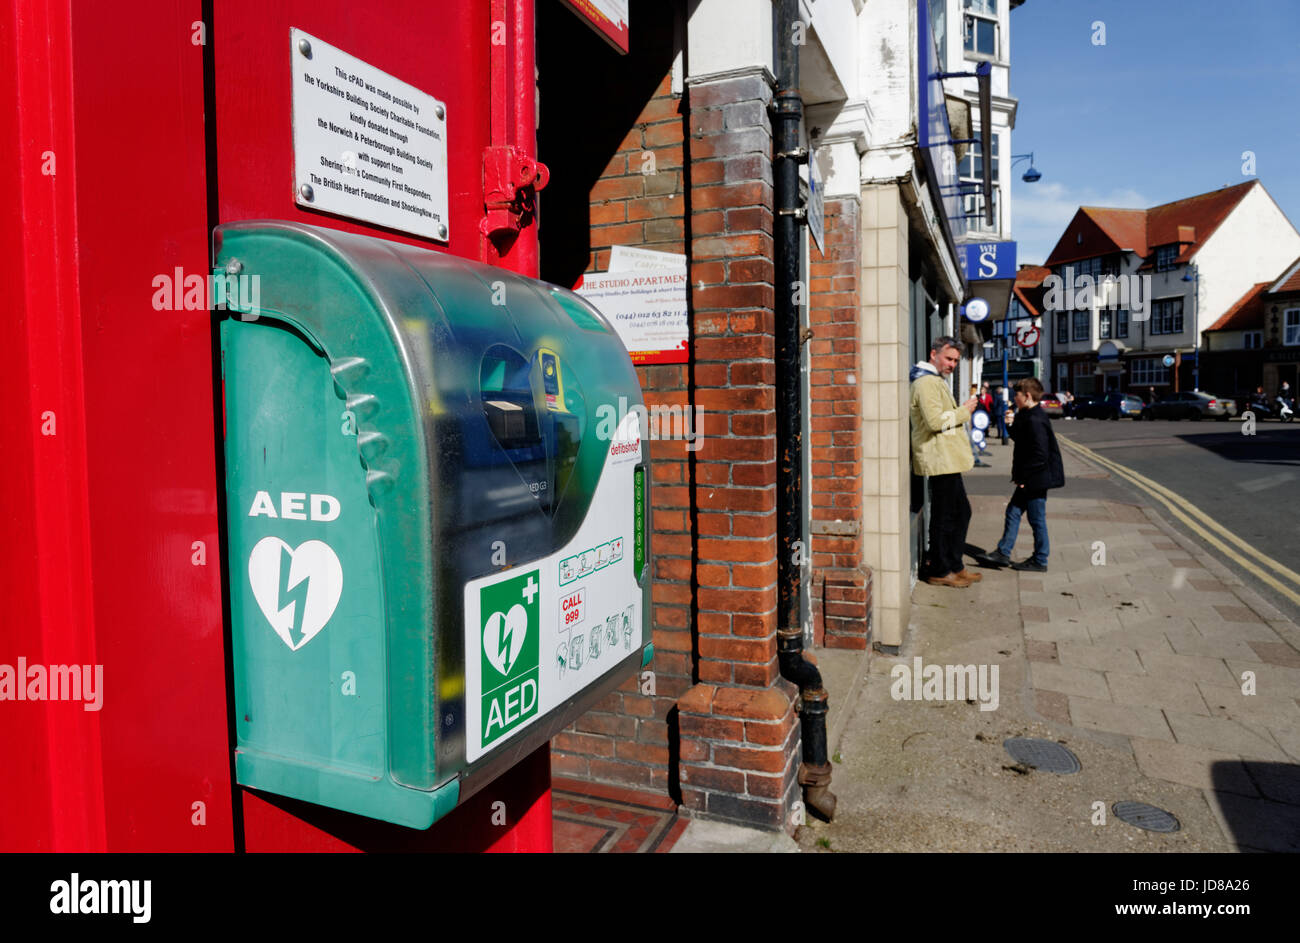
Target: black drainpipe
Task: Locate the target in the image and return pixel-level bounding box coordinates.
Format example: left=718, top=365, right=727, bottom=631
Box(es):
left=772, top=0, right=835, bottom=822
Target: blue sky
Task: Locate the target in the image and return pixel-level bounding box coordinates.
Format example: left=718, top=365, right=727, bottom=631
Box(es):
left=1008, top=0, right=1300, bottom=264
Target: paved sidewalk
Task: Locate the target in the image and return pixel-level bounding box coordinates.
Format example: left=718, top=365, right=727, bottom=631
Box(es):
left=796, top=447, right=1300, bottom=852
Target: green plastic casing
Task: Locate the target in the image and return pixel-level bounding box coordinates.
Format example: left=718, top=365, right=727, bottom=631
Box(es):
left=217, top=221, right=651, bottom=828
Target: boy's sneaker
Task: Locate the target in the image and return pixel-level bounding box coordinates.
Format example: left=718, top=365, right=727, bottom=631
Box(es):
left=975, top=550, right=1011, bottom=568
left=1010, top=559, right=1048, bottom=572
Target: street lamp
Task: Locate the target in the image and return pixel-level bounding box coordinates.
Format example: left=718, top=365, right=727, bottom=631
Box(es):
left=1011, top=152, right=1042, bottom=183
left=1182, top=263, right=1200, bottom=391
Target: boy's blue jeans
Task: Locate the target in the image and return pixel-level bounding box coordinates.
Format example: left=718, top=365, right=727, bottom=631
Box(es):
left=996, top=487, right=1049, bottom=565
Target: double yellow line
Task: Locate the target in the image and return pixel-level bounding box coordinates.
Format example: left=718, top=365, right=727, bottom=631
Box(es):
left=1059, top=435, right=1300, bottom=608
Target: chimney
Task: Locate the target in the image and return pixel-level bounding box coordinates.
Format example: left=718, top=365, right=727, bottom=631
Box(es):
left=1178, top=225, right=1196, bottom=245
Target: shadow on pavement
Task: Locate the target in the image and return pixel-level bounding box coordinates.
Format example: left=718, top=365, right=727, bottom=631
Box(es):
left=1212, top=761, right=1300, bottom=852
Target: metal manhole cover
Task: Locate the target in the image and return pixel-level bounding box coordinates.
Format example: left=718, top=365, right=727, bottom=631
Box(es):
left=1002, top=737, right=1081, bottom=774
left=1113, top=801, right=1180, bottom=833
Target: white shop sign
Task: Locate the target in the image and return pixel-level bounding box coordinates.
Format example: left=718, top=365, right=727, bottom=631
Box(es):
left=290, top=28, right=449, bottom=241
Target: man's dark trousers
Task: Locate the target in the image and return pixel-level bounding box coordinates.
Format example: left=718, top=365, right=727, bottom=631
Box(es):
left=927, top=473, right=971, bottom=577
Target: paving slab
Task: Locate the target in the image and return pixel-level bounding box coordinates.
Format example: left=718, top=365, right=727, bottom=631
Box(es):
left=1068, top=696, right=1173, bottom=741
left=1138, top=650, right=1238, bottom=686
left=1163, top=711, right=1289, bottom=761
left=1106, top=672, right=1209, bottom=716
left=1129, top=738, right=1258, bottom=797
left=1030, top=663, right=1110, bottom=700
left=1056, top=642, right=1143, bottom=674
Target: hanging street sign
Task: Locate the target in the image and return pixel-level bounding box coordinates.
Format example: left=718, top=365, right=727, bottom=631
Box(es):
left=558, top=0, right=629, bottom=54
left=964, top=297, right=990, bottom=322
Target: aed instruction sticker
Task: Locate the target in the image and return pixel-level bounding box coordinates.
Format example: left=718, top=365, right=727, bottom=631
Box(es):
left=463, top=434, right=645, bottom=764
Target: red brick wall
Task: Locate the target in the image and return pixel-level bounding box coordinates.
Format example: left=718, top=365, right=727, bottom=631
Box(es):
left=550, top=73, right=689, bottom=797
left=808, top=197, right=871, bottom=650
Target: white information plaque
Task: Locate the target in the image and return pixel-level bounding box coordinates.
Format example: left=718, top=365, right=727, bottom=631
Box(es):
left=290, top=28, right=448, bottom=241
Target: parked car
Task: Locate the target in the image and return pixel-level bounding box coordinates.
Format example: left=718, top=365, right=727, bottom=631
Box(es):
left=1076, top=392, right=1145, bottom=420
left=1066, top=395, right=1097, bottom=417
left=1039, top=394, right=1064, bottom=419
left=1139, top=391, right=1239, bottom=421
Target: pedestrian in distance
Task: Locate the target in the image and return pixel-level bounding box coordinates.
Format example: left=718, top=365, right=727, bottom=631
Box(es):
left=975, top=377, right=1065, bottom=573
left=910, top=337, right=982, bottom=588
left=995, top=385, right=1010, bottom=444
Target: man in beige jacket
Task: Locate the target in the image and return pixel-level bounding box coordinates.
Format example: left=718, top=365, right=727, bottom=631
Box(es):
left=909, top=336, right=981, bottom=588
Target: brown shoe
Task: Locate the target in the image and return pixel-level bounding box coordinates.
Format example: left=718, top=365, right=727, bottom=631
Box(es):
left=924, top=573, right=970, bottom=588
left=956, top=569, right=983, bottom=583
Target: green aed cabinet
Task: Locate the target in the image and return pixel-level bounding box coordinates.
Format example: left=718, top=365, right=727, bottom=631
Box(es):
left=215, top=221, right=651, bottom=829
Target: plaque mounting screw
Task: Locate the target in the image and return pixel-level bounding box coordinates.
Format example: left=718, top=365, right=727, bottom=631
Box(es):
left=224, top=260, right=243, bottom=275
left=437, top=223, right=448, bottom=241
left=435, top=104, right=445, bottom=120
left=298, top=183, right=314, bottom=202
left=297, top=38, right=312, bottom=58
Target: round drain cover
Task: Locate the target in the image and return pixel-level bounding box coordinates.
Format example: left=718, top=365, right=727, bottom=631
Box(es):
left=1113, top=801, right=1180, bottom=833
left=1002, top=737, right=1081, bottom=774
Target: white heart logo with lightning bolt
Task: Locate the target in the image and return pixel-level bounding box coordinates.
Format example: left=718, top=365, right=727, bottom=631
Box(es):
left=483, top=604, right=528, bottom=676
left=248, top=537, right=343, bottom=651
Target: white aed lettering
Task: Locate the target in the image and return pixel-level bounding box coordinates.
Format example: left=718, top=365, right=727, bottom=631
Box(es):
left=248, top=490, right=342, bottom=521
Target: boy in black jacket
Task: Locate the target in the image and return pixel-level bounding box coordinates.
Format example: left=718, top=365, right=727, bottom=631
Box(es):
left=976, top=377, right=1064, bottom=572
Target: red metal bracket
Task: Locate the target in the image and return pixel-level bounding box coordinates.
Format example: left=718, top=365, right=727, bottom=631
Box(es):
left=481, top=144, right=550, bottom=245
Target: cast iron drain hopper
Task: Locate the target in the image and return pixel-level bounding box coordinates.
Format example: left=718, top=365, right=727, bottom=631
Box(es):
left=1002, top=737, right=1081, bottom=774
left=1113, top=801, right=1180, bottom=833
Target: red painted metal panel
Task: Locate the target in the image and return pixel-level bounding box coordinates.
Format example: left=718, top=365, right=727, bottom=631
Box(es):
left=1, top=0, right=550, bottom=852
left=214, top=1, right=492, bottom=260
left=63, top=0, right=234, bottom=851
left=0, top=0, right=106, bottom=852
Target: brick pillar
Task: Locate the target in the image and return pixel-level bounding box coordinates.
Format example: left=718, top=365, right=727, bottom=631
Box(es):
left=552, top=73, right=689, bottom=796
left=808, top=196, right=872, bottom=649
left=677, top=70, right=801, bottom=832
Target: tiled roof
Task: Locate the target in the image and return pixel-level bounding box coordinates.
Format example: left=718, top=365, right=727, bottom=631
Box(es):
left=1206, top=281, right=1269, bottom=332
left=1082, top=208, right=1149, bottom=257
left=1044, top=181, right=1260, bottom=268
left=1146, top=180, right=1257, bottom=264
left=1012, top=265, right=1050, bottom=317
left=1271, top=255, right=1300, bottom=294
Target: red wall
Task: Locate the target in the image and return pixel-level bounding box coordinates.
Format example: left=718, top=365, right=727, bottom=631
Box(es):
left=1, top=0, right=548, bottom=851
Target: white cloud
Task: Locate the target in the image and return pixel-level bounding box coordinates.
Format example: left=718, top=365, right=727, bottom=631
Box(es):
left=1010, top=181, right=1150, bottom=266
